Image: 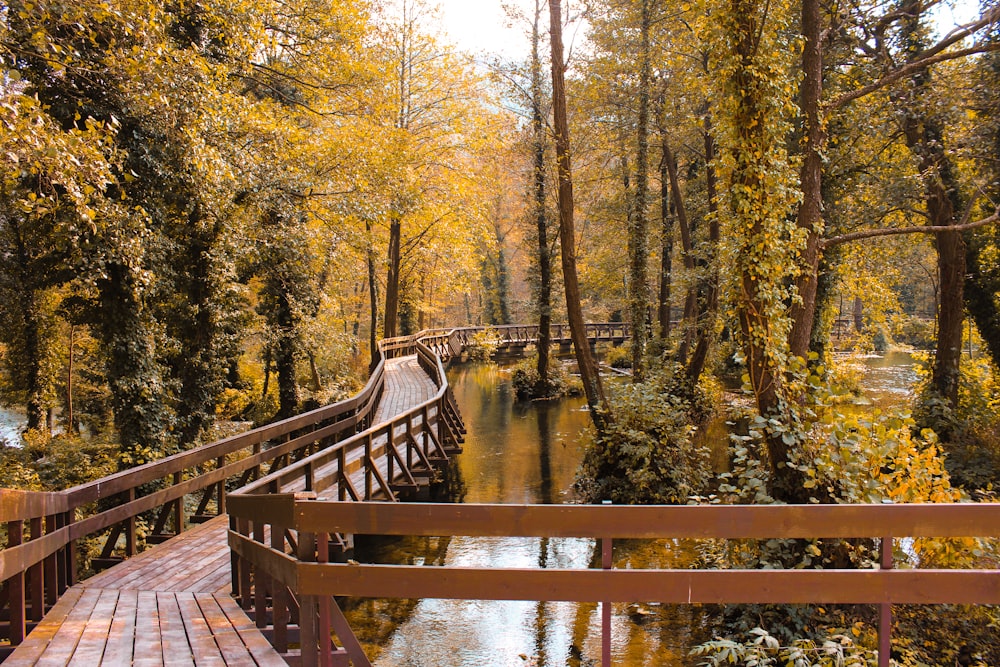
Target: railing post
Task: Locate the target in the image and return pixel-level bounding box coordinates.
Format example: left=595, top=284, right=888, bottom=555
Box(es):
left=298, top=530, right=319, bottom=667
left=126, top=489, right=136, bottom=557
left=272, top=519, right=289, bottom=654
left=364, top=433, right=373, bottom=500
left=602, top=500, right=612, bottom=667
left=6, top=519, right=25, bottom=646
left=253, top=519, right=267, bottom=628
left=317, top=531, right=333, bottom=667
left=44, top=513, right=58, bottom=605
left=879, top=533, right=892, bottom=667
left=29, top=517, right=43, bottom=622
left=173, top=471, right=185, bottom=535
left=216, top=455, right=227, bottom=514
left=63, top=508, right=76, bottom=588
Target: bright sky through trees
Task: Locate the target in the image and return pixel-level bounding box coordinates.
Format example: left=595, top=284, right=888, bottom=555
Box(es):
left=435, top=0, right=980, bottom=56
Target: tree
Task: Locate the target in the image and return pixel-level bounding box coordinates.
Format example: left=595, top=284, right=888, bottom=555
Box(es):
left=549, top=0, right=610, bottom=429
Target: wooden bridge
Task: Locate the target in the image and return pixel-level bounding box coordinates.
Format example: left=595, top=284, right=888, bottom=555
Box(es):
left=1, top=323, right=999, bottom=667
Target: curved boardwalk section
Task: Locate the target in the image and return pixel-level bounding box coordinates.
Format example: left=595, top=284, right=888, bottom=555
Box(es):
left=2, top=336, right=453, bottom=666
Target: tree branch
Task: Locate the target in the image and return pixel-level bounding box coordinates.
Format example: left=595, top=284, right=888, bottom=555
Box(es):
left=821, top=207, right=1000, bottom=249
left=829, top=5, right=1000, bottom=110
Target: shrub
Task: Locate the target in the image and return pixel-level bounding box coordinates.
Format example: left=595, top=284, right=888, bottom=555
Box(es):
left=465, top=327, right=499, bottom=361
left=576, top=365, right=712, bottom=504
left=510, top=354, right=578, bottom=400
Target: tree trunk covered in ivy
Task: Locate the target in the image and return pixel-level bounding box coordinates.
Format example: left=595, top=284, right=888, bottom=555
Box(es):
left=627, top=0, right=652, bottom=380
left=531, top=0, right=553, bottom=394
left=717, top=0, right=806, bottom=502
left=98, top=262, right=170, bottom=466
left=171, top=209, right=225, bottom=446
left=656, top=94, right=673, bottom=343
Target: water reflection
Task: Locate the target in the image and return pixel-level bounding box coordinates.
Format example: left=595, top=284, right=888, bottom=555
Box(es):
left=349, top=362, right=706, bottom=667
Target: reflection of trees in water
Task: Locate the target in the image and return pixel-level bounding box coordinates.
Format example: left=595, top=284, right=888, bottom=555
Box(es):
left=342, top=533, right=454, bottom=661
left=431, top=460, right=467, bottom=502
left=537, top=402, right=553, bottom=505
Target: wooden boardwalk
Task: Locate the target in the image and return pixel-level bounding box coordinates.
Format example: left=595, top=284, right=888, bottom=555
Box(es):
left=4, top=357, right=440, bottom=665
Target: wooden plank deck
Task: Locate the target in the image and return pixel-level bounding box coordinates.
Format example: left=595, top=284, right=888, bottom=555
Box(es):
left=373, top=355, right=438, bottom=423
left=5, top=356, right=441, bottom=665
left=5, top=588, right=285, bottom=666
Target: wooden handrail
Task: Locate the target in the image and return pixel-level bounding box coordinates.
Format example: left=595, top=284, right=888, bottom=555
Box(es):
left=227, top=498, right=1000, bottom=667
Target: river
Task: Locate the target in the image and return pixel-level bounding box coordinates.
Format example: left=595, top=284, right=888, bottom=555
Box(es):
left=348, top=362, right=710, bottom=666
left=0, top=406, right=24, bottom=447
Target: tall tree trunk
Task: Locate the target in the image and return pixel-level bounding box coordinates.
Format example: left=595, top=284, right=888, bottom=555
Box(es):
left=628, top=0, right=653, bottom=380
left=274, top=287, right=299, bottom=420
left=897, top=6, right=966, bottom=410
left=685, top=116, right=720, bottom=384
left=366, top=221, right=381, bottom=372
left=10, top=221, right=44, bottom=431
left=99, top=262, right=169, bottom=466
left=548, top=0, right=609, bottom=430
left=788, top=0, right=826, bottom=362
left=384, top=216, right=402, bottom=339
left=721, top=0, right=807, bottom=502
left=66, top=323, right=75, bottom=433
left=656, top=96, right=674, bottom=342
left=532, top=0, right=553, bottom=394
left=661, top=136, right=698, bottom=363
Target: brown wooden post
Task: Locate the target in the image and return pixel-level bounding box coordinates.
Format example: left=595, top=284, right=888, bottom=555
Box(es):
left=126, top=489, right=136, bottom=557
left=216, top=455, right=226, bottom=514
left=63, top=508, right=76, bottom=588
left=298, top=530, right=319, bottom=667
left=387, top=426, right=395, bottom=487
left=364, top=433, right=373, bottom=500
left=253, top=519, right=267, bottom=628
left=879, top=534, right=892, bottom=667
left=253, top=442, right=262, bottom=480
left=272, top=519, right=289, bottom=654
left=29, top=517, right=43, bottom=622
left=7, top=519, right=25, bottom=645
left=237, top=516, right=252, bottom=611
left=602, top=531, right=612, bottom=667
left=317, top=532, right=333, bottom=667
left=173, top=471, right=184, bottom=535
left=337, top=448, right=347, bottom=502
left=44, top=514, right=57, bottom=605
left=406, top=414, right=414, bottom=472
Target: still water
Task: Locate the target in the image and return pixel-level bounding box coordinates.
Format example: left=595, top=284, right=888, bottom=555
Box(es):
left=350, top=362, right=708, bottom=667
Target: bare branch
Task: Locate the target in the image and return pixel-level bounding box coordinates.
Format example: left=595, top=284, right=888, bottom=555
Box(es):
left=821, top=207, right=1000, bottom=249
left=830, top=5, right=1000, bottom=109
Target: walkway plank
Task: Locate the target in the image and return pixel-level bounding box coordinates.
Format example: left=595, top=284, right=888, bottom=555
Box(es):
left=132, top=591, right=164, bottom=667
left=100, top=589, right=136, bottom=665
left=175, top=592, right=226, bottom=666
left=155, top=592, right=195, bottom=667
left=65, top=588, right=117, bottom=665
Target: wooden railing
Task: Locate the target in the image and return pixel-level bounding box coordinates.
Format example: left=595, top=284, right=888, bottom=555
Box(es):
left=449, top=322, right=631, bottom=355
left=231, top=333, right=465, bottom=502
left=0, top=328, right=462, bottom=656
left=226, top=498, right=1000, bottom=667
